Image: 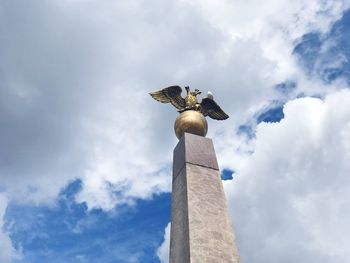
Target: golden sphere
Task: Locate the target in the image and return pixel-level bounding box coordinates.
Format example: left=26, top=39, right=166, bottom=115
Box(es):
left=174, top=110, right=208, bottom=139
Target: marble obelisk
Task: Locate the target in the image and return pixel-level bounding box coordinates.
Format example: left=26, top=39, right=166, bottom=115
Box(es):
left=170, top=132, right=240, bottom=263
left=149, top=85, right=238, bottom=262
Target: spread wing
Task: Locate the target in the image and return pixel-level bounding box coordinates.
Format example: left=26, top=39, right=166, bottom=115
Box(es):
left=149, top=85, right=186, bottom=110
left=201, top=98, right=229, bottom=120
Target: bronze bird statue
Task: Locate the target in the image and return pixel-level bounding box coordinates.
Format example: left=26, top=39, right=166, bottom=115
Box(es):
left=149, top=85, right=229, bottom=120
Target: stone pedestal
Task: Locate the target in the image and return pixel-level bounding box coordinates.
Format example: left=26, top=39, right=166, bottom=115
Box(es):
left=170, top=133, right=240, bottom=263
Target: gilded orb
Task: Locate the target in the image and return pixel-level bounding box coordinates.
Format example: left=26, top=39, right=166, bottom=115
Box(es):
left=174, top=110, right=208, bottom=139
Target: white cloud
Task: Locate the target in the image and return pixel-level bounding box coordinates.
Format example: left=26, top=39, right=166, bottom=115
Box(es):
left=183, top=0, right=348, bottom=37
left=1, top=0, right=349, bottom=261
left=0, top=194, right=21, bottom=263
left=182, top=0, right=350, bottom=78
left=0, top=0, right=348, bottom=210
left=157, top=222, right=170, bottom=263
left=224, top=89, right=350, bottom=262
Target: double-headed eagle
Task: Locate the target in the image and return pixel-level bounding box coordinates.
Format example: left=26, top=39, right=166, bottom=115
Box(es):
left=149, top=85, right=229, bottom=120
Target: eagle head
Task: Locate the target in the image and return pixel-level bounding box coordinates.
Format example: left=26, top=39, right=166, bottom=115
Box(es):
left=207, top=91, right=214, bottom=100
left=194, top=89, right=202, bottom=95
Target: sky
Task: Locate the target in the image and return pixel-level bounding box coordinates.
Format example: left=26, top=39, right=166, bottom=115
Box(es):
left=1, top=0, right=350, bottom=262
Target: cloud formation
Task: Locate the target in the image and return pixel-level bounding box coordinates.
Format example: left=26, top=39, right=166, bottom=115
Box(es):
left=157, top=222, right=170, bottom=263
left=1, top=0, right=350, bottom=262
left=1, top=0, right=348, bottom=209
left=225, top=89, right=350, bottom=262
left=0, top=194, right=21, bottom=263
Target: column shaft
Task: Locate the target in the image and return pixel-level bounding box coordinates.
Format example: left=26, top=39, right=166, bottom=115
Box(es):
left=170, top=133, right=239, bottom=263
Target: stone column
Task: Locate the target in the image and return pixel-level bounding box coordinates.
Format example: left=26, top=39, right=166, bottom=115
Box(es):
left=170, top=133, right=240, bottom=263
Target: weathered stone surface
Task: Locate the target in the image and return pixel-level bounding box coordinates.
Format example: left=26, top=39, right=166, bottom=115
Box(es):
left=173, top=133, right=219, bottom=177
left=169, top=166, right=190, bottom=263
left=170, top=133, right=240, bottom=263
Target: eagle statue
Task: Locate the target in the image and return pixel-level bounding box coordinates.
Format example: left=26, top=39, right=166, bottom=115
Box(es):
left=149, top=85, right=229, bottom=120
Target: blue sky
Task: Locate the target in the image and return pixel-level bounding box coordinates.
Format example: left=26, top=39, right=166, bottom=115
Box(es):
left=6, top=181, right=171, bottom=263
left=1, top=1, right=350, bottom=263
